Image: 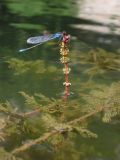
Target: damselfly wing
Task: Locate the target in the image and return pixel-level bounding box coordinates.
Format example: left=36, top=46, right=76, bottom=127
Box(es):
left=19, top=32, right=62, bottom=52
left=27, top=32, right=62, bottom=44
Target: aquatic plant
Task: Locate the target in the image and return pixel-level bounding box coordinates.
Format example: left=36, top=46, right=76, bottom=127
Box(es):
left=0, top=81, right=119, bottom=159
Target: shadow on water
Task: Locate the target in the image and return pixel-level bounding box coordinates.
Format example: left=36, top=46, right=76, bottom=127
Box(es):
left=0, top=0, right=120, bottom=53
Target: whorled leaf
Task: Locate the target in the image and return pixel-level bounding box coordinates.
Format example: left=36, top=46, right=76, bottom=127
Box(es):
left=7, top=58, right=46, bottom=75
left=73, top=126, right=98, bottom=138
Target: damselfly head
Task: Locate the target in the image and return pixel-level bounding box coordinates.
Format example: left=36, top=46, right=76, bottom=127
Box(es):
left=62, top=31, right=67, bottom=36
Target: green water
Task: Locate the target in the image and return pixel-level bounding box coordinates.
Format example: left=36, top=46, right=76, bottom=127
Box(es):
left=0, top=0, right=120, bottom=160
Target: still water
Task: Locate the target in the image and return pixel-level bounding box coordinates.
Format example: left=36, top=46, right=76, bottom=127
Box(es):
left=0, top=0, right=120, bottom=160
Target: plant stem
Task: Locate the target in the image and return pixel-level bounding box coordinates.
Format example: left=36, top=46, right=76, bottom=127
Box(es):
left=11, top=105, right=110, bottom=155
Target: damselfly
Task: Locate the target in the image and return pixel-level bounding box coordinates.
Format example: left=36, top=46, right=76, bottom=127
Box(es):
left=19, top=32, right=62, bottom=52
left=19, top=31, right=71, bottom=99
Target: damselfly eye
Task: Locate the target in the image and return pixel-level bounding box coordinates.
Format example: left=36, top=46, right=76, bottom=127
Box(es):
left=62, top=31, right=67, bottom=36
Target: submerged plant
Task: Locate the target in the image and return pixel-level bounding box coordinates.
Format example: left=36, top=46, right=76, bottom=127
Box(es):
left=0, top=80, right=119, bottom=159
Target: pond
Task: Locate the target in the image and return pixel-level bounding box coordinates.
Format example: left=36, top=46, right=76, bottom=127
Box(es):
left=0, top=0, right=120, bottom=160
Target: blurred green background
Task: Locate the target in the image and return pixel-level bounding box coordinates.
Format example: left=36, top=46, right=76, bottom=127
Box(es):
left=0, top=0, right=120, bottom=160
